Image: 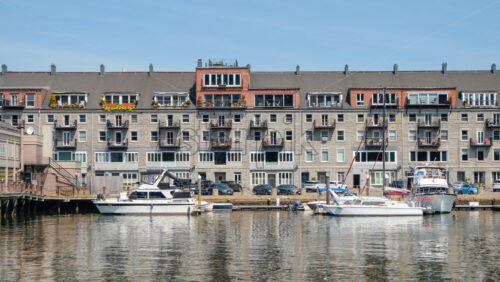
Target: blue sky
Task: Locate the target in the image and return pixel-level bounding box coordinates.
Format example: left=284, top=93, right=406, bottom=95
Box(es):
left=1, top=0, right=499, bottom=72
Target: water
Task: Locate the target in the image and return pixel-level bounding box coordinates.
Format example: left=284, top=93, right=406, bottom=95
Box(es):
left=0, top=211, right=499, bottom=281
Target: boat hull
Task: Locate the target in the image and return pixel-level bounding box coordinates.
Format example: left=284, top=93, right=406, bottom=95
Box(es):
left=323, top=205, right=423, bottom=216
left=94, top=201, right=198, bottom=215
left=415, top=194, right=456, bottom=213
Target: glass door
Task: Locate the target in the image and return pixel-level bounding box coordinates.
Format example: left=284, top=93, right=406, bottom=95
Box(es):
left=477, top=131, right=485, bottom=143
left=63, top=132, right=71, bottom=145
left=115, top=131, right=122, bottom=144
left=425, top=114, right=432, bottom=125
left=167, top=131, right=174, bottom=144
left=11, top=94, right=18, bottom=106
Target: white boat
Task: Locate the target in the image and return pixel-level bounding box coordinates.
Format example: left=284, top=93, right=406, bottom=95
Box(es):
left=411, top=166, right=456, bottom=213
left=93, top=169, right=210, bottom=215
left=322, top=190, right=424, bottom=216
left=306, top=190, right=379, bottom=210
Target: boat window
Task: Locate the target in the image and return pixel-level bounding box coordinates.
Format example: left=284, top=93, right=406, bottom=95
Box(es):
left=136, top=192, right=148, bottom=198
left=148, top=192, right=166, bottom=199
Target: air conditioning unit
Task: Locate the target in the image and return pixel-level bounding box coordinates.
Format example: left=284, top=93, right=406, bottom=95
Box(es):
left=321, top=137, right=328, bottom=141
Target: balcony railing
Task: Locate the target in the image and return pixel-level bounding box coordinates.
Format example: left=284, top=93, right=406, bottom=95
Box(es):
left=159, top=120, right=180, bottom=129
left=55, top=139, right=77, bottom=149
left=470, top=138, right=492, bottom=147
left=485, top=119, right=500, bottom=128
left=3, top=99, right=26, bottom=109
left=159, top=138, right=181, bottom=148
left=211, top=138, right=232, bottom=149
left=365, top=137, right=387, bottom=147
left=197, top=100, right=246, bottom=109
left=210, top=120, right=232, bottom=129
left=418, top=137, right=441, bottom=147
left=405, top=97, right=451, bottom=108
left=366, top=119, right=386, bottom=129
left=54, top=120, right=77, bottom=130
left=313, top=120, right=336, bottom=129
left=417, top=119, right=441, bottom=128
left=107, top=120, right=129, bottom=129
left=262, top=137, right=284, bottom=148
left=107, top=138, right=128, bottom=149
left=249, top=120, right=268, bottom=129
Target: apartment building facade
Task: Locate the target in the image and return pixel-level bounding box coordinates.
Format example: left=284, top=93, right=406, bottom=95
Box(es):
left=1, top=62, right=500, bottom=190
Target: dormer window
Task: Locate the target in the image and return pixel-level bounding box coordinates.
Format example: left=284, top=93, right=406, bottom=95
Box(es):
left=255, top=94, right=293, bottom=108
left=104, top=94, right=137, bottom=104
left=461, top=92, right=497, bottom=107
left=153, top=92, right=189, bottom=108
left=372, top=92, right=397, bottom=105
left=307, top=93, right=342, bottom=107
left=204, top=73, right=241, bottom=87
left=50, top=93, right=87, bottom=108
left=408, top=92, right=449, bottom=105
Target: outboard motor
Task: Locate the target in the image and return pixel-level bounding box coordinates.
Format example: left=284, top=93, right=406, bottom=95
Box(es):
left=288, top=200, right=302, bottom=211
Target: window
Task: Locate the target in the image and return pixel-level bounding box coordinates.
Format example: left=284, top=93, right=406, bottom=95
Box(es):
left=457, top=171, right=466, bottom=182
left=125, top=152, right=138, bottom=162
left=285, top=114, right=292, bottom=123
left=99, top=131, right=106, bottom=142
left=321, top=149, right=328, bottom=162
left=251, top=172, right=266, bottom=186
left=321, top=131, right=329, bottom=139
left=151, top=115, right=158, bottom=123
left=441, top=130, right=448, bottom=141
left=0, top=94, right=3, bottom=107
left=279, top=152, right=293, bottom=162
left=305, top=150, right=313, bottom=162
left=494, top=130, right=500, bottom=141
left=27, top=115, right=34, bottom=123
left=182, top=114, right=189, bottom=123
left=182, top=131, right=189, bottom=141
left=11, top=115, right=18, bottom=126
left=234, top=114, right=241, bottom=123
left=337, top=130, right=344, bottom=141
left=79, top=114, right=86, bottom=123
left=337, top=172, right=345, bottom=184
left=357, top=114, right=364, bottom=122
left=131, top=115, right=137, bottom=122
left=254, top=131, right=261, bottom=141
left=203, top=94, right=242, bottom=108
left=147, top=152, right=160, bottom=163
left=270, top=114, right=277, bottom=123
left=389, top=114, right=396, bottom=122
left=306, top=131, right=313, bottom=141
left=337, top=149, right=344, bottom=162
left=478, top=150, right=485, bottom=161
left=286, top=130, right=292, bottom=141
left=461, top=149, right=469, bottom=161
left=99, top=114, right=106, bottom=123
left=48, top=115, right=54, bottom=122
left=255, top=94, right=294, bottom=107
left=95, top=152, right=109, bottom=163
left=389, top=130, right=396, bottom=141
left=131, top=131, right=138, bottom=141
left=441, top=113, right=448, bottom=122
left=308, top=93, right=342, bottom=107
left=233, top=172, right=242, bottom=184
left=477, top=113, right=484, bottom=122
left=409, top=114, right=416, bottom=122
left=234, top=131, right=241, bottom=141
left=278, top=172, right=293, bottom=185
left=355, top=151, right=396, bottom=163
left=176, top=152, right=190, bottom=162
left=357, top=131, right=364, bottom=141
left=199, top=152, right=214, bottom=162
left=227, top=152, right=242, bottom=162
left=461, top=130, right=468, bottom=141
left=408, top=92, right=448, bottom=105
left=103, top=94, right=137, bottom=105
left=74, top=152, right=87, bottom=163
left=338, top=114, right=344, bottom=122
left=461, top=92, right=498, bottom=107
left=26, top=93, right=35, bottom=107
left=154, top=93, right=189, bottom=107
left=461, top=113, right=468, bottom=122
left=356, top=93, right=364, bottom=106
left=203, top=131, right=210, bottom=142
left=151, top=131, right=158, bottom=142
left=494, top=149, right=500, bottom=161
left=204, top=73, right=241, bottom=87
left=474, top=171, right=485, bottom=184
left=305, top=114, right=312, bottom=123
left=79, top=131, right=86, bottom=142
left=202, top=115, right=209, bottom=123
left=372, top=92, right=397, bottom=105
left=51, top=93, right=87, bottom=107
left=250, top=152, right=265, bottom=163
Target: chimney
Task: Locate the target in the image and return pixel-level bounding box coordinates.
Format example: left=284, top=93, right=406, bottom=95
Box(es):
left=1, top=64, right=6, bottom=75
left=246, top=64, right=251, bottom=71
left=491, top=63, right=496, bottom=74
left=50, top=64, right=56, bottom=75
left=197, top=59, right=202, bottom=68
left=393, top=64, right=398, bottom=75
left=442, top=62, right=447, bottom=74
left=295, top=65, right=300, bottom=75
left=344, top=64, right=349, bottom=75
left=99, top=64, right=105, bottom=76
left=235, top=59, right=238, bottom=67
left=148, top=63, right=153, bottom=76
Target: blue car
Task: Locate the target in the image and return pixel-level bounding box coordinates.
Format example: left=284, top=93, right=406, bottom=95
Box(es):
left=458, top=184, right=478, bottom=194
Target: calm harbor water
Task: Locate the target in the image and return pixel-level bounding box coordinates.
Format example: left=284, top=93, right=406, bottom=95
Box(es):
left=0, top=211, right=499, bottom=281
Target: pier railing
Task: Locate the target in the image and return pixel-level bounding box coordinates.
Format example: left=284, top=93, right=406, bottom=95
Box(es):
left=0, top=181, right=43, bottom=195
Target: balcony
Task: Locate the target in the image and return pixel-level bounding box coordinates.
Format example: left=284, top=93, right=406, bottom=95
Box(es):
left=366, top=119, right=386, bottom=129
left=107, top=138, right=128, bottom=150
left=197, top=100, right=246, bottom=109
left=405, top=97, right=451, bottom=108
left=418, top=137, right=441, bottom=148
left=417, top=119, right=440, bottom=129
left=107, top=120, right=129, bottom=129
left=249, top=120, right=268, bottom=130
left=365, top=137, right=386, bottom=148
left=313, top=120, right=336, bottom=129
left=2, top=99, right=25, bottom=109
left=470, top=138, right=492, bottom=147
left=54, top=139, right=77, bottom=150
left=159, top=120, right=180, bottom=129
left=211, top=138, right=232, bottom=149
left=210, top=120, right=232, bottom=129
left=485, top=119, right=500, bottom=129
left=54, top=120, right=77, bottom=130
left=159, top=138, right=181, bottom=148
left=262, top=137, right=284, bottom=148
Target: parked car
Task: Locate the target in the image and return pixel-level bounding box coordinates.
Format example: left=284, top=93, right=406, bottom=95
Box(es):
left=493, top=183, right=500, bottom=192
left=253, top=184, right=273, bottom=195
left=458, top=184, right=478, bottom=194
left=303, top=181, right=325, bottom=192
left=277, top=184, right=301, bottom=195
left=451, top=182, right=465, bottom=193
left=201, top=180, right=214, bottom=188
left=208, top=183, right=234, bottom=195
left=221, top=181, right=242, bottom=192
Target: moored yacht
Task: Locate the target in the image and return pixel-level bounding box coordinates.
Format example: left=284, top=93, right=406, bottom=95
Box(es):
left=410, top=166, right=456, bottom=213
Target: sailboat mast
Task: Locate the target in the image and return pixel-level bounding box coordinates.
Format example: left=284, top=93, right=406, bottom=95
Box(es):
left=382, top=87, right=386, bottom=195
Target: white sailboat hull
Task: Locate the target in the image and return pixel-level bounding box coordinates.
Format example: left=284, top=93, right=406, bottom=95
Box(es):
left=323, top=204, right=423, bottom=216
left=94, top=200, right=200, bottom=215
left=415, top=194, right=456, bottom=213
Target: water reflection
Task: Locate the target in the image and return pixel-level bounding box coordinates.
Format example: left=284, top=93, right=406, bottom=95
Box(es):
left=0, top=212, right=499, bottom=281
